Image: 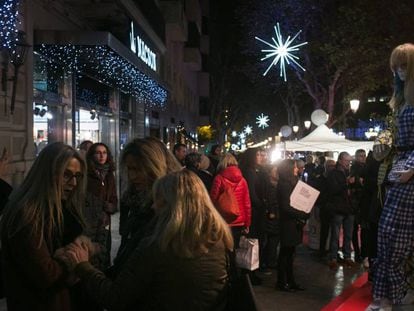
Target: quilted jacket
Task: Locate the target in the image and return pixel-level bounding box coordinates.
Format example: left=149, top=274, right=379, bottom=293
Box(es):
left=210, top=166, right=251, bottom=227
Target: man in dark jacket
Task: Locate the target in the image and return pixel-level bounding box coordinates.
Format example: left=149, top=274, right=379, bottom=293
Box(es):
left=326, top=152, right=358, bottom=270
left=308, top=159, right=336, bottom=258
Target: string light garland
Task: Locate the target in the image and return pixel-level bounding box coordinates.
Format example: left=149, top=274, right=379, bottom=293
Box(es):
left=0, top=0, right=20, bottom=50
left=77, top=88, right=109, bottom=107
left=36, top=44, right=167, bottom=107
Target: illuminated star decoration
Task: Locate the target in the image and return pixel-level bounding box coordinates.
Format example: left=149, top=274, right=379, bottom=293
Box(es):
left=256, top=113, right=270, bottom=129
left=255, top=22, right=308, bottom=82
left=244, top=125, right=253, bottom=135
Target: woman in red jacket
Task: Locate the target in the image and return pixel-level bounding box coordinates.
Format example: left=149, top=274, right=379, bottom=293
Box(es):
left=210, top=153, right=251, bottom=247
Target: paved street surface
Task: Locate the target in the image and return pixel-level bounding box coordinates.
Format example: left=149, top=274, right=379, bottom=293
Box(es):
left=0, top=214, right=412, bottom=310
left=253, top=245, right=412, bottom=311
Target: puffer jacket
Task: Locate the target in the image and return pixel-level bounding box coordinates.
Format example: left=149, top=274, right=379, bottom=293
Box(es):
left=210, top=166, right=251, bottom=227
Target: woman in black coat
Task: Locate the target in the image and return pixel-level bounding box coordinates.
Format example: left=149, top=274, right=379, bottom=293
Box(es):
left=276, top=159, right=309, bottom=292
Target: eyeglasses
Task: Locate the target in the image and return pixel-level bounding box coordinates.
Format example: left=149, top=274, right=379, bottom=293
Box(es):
left=63, top=170, right=83, bottom=183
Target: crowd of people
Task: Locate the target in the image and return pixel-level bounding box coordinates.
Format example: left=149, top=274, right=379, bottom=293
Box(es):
left=0, top=43, right=414, bottom=311
left=0, top=137, right=409, bottom=310
left=0, top=133, right=314, bottom=311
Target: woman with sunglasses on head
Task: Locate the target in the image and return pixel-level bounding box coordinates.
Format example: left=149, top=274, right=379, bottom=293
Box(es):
left=114, top=137, right=182, bottom=273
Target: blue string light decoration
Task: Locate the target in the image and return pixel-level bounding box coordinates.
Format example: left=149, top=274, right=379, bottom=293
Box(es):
left=77, top=88, right=110, bottom=107
left=36, top=44, right=167, bottom=108
left=0, top=0, right=20, bottom=50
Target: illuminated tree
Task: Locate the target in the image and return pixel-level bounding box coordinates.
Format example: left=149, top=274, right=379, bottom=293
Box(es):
left=197, top=125, right=215, bottom=144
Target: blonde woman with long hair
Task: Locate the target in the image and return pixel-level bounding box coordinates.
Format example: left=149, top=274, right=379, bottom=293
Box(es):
left=63, top=169, right=233, bottom=311
left=1, top=142, right=87, bottom=311
left=116, top=137, right=182, bottom=270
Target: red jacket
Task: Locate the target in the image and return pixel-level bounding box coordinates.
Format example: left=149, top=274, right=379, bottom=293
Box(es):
left=210, top=166, right=251, bottom=227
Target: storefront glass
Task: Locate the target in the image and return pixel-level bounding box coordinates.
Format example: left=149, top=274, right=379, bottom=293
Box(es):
left=75, top=109, right=99, bottom=146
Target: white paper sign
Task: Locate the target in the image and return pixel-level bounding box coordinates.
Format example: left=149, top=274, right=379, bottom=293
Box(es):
left=289, top=180, right=320, bottom=213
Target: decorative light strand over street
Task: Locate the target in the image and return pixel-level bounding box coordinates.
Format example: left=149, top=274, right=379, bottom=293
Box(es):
left=255, top=22, right=308, bottom=81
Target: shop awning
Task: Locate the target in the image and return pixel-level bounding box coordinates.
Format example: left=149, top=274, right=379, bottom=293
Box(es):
left=34, top=30, right=167, bottom=107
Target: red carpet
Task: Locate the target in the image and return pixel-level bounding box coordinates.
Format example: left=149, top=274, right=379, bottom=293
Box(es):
left=321, top=272, right=372, bottom=311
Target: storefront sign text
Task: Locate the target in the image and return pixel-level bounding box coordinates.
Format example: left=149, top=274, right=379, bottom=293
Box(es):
left=129, top=22, right=157, bottom=71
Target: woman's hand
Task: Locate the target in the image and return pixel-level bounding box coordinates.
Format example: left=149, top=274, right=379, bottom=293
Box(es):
left=54, top=247, right=77, bottom=271
left=74, top=235, right=100, bottom=257
left=65, top=240, right=90, bottom=265
left=242, top=227, right=249, bottom=234
left=398, top=169, right=414, bottom=183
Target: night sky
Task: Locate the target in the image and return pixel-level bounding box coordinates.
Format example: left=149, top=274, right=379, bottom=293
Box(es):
left=209, top=0, right=414, bottom=139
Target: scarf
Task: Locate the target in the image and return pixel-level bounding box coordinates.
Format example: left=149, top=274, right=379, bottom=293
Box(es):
left=94, top=162, right=111, bottom=184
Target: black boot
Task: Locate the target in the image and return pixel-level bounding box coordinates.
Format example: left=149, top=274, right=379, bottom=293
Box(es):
left=276, top=282, right=295, bottom=292
left=289, top=282, right=305, bottom=291
left=249, top=271, right=262, bottom=286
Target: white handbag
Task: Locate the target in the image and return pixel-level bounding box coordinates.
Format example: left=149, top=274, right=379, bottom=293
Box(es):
left=235, top=236, right=259, bottom=271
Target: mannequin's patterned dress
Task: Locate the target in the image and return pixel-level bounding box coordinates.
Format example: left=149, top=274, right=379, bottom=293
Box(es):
left=373, top=103, right=414, bottom=303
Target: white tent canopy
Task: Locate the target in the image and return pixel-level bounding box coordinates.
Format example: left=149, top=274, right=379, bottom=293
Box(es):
left=276, top=124, right=374, bottom=154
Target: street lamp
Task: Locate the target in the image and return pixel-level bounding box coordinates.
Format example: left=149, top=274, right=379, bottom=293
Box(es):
left=9, top=31, right=31, bottom=115
left=349, top=99, right=360, bottom=113
left=292, top=125, right=299, bottom=140
left=304, top=120, right=311, bottom=129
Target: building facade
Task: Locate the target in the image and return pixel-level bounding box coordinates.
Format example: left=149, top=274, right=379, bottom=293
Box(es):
left=0, top=0, right=209, bottom=186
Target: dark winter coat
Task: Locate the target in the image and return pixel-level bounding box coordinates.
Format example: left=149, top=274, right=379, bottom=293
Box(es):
left=186, top=166, right=213, bottom=192
left=308, top=173, right=329, bottom=210
left=119, top=187, right=154, bottom=241
left=0, top=178, right=12, bottom=298
left=326, top=168, right=354, bottom=215
left=83, top=193, right=112, bottom=271
left=117, top=187, right=155, bottom=264
left=2, top=206, right=83, bottom=311
left=210, top=166, right=251, bottom=227
left=349, top=161, right=366, bottom=215
left=264, top=180, right=279, bottom=235
left=0, top=178, right=12, bottom=213
left=75, top=240, right=228, bottom=311
left=241, top=166, right=267, bottom=238
left=277, top=180, right=309, bottom=247
left=86, top=169, right=118, bottom=228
